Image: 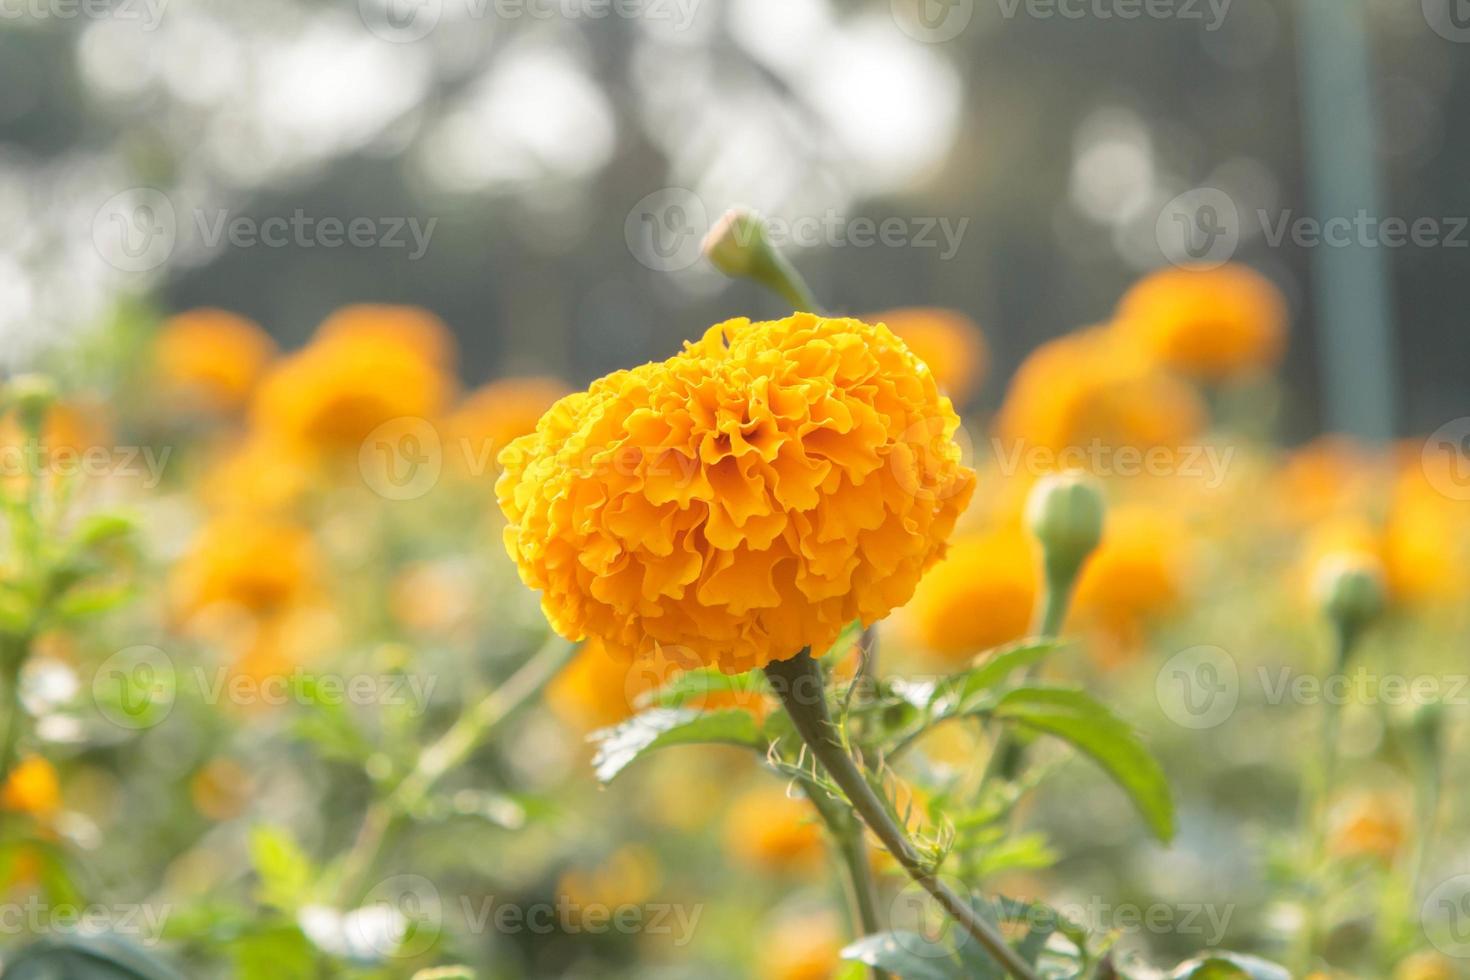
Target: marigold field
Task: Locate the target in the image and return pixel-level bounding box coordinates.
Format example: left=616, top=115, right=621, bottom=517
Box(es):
left=0, top=253, right=1461, bottom=980
left=2, top=3, right=1467, bottom=979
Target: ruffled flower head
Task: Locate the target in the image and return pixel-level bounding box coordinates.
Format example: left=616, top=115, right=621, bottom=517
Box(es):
left=497, top=313, right=976, bottom=674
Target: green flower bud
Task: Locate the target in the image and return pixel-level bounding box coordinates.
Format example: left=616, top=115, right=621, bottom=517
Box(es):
left=1313, top=552, right=1386, bottom=644
left=1026, top=470, right=1106, bottom=582
left=700, top=207, right=820, bottom=313
left=6, top=374, right=57, bottom=434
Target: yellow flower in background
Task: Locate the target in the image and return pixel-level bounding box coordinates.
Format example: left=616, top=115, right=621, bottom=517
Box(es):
left=557, top=844, right=662, bottom=919
left=252, top=305, right=456, bottom=454
left=498, top=313, right=975, bottom=675
left=548, top=637, right=771, bottom=732
left=316, top=303, right=458, bottom=369
left=444, top=377, right=571, bottom=476
left=1393, top=952, right=1457, bottom=980
left=190, top=758, right=253, bottom=821
left=1329, top=794, right=1405, bottom=865
left=1, top=756, right=60, bottom=819
left=722, top=785, right=825, bottom=876
left=1270, top=437, right=1384, bottom=529
left=995, top=327, right=1205, bottom=456
left=171, top=513, right=318, bottom=619
left=1115, top=264, right=1288, bottom=381
left=153, top=308, right=277, bottom=413
left=1070, top=505, right=1189, bottom=661
left=870, top=307, right=988, bottom=405
left=903, top=528, right=1036, bottom=663
left=199, top=433, right=315, bottom=514
left=758, top=911, right=843, bottom=980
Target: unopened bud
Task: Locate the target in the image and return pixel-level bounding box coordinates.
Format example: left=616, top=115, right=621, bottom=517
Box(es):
left=1313, top=552, right=1386, bottom=644
left=1026, top=471, right=1106, bottom=582
left=700, top=207, right=819, bottom=312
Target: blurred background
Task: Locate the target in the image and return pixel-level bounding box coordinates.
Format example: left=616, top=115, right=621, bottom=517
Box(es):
left=2, top=0, right=1465, bottom=439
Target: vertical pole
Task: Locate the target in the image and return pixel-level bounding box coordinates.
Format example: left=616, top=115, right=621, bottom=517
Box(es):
left=1296, top=0, right=1397, bottom=439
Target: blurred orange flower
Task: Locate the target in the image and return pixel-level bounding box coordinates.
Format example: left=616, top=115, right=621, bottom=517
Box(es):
left=557, top=844, right=662, bottom=918
left=444, top=377, right=570, bottom=477
left=903, top=527, right=1036, bottom=663
left=190, top=758, right=253, bottom=821
left=758, top=911, right=843, bottom=980
left=1115, top=264, right=1287, bottom=382
left=722, top=784, right=825, bottom=876
left=995, top=327, right=1205, bottom=457
left=154, top=308, right=277, bottom=413
left=253, top=305, right=456, bottom=455
left=870, top=307, right=988, bottom=405
left=1330, top=794, right=1405, bottom=865
left=171, top=513, right=318, bottom=620
left=1071, top=505, right=1190, bottom=660
left=1, top=757, right=60, bottom=820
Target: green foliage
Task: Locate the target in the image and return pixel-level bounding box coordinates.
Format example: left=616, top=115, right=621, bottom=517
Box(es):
left=2, top=935, right=186, bottom=980
left=589, top=708, right=766, bottom=782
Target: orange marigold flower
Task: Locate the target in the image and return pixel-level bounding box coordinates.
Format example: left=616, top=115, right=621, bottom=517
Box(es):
left=498, top=313, right=976, bottom=675
left=1115, top=264, right=1288, bottom=381
left=1, top=756, right=60, bottom=819
left=996, top=327, right=1205, bottom=456
left=758, top=912, right=844, bottom=980
left=722, top=785, right=825, bottom=875
left=903, top=528, right=1036, bottom=663
left=154, top=308, right=277, bottom=412
left=444, top=377, right=570, bottom=475
left=870, top=307, right=988, bottom=406
left=1330, top=794, right=1405, bottom=864
left=252, top=306, right=456, bottom=454
left=1070, top=505, right=1189, bottom=660
left=171, top=513, right=318, bottom=620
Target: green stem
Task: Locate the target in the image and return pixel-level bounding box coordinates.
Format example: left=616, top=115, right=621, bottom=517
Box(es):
left=1294, top=625, right=1352, bottom=975
left=801, top=774, right=890, bottom=980
left=0, top=636, right=27, bottom=788
left=766, top=651, right=1039, bottom=980
left=335, top=635, right=576, bottom=905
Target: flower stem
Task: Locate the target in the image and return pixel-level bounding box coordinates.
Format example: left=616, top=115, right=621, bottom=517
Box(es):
left=765, top=650, right=1039, bottom=980
left=800, top=774, right=890, bottom=980
left=336, top=635, right=576, bottom=905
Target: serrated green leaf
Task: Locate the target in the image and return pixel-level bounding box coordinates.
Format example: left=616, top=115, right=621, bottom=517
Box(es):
left=589, top=708, right=764, bottom=782
left=841, top=932, right=965, bottom=980
left=933, top=639, right=1063, bottom=710
left=991, top=687, right=1175, bottom=842
left=645, top=667, right=766, bottom=710
left=2, top=935, right=187, bottom=980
